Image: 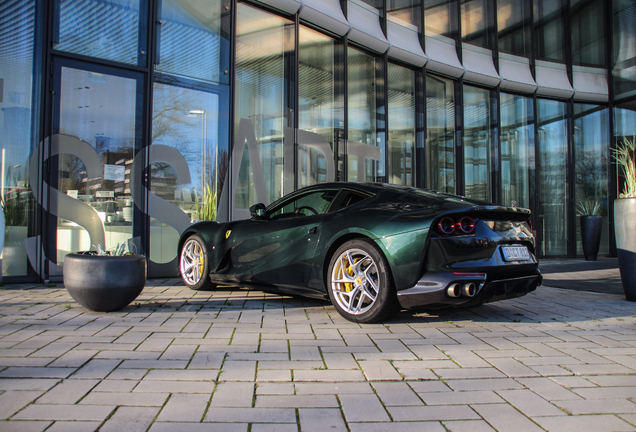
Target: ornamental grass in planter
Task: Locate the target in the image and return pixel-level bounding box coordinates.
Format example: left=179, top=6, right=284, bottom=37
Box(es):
left=63, top=243, right=146, bottom=312
left=575, top=200, right=604, bottom=261
left=613, top=136, right=636, bottom=301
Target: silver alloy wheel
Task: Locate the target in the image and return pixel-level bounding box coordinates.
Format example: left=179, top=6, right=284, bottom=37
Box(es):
left=330, top=248, right=380, bottom=315
left=180, top=237, right=205, bottom=286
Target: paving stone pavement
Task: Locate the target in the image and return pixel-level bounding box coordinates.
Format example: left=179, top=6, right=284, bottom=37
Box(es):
left=0, top=280, right=635, bottom=431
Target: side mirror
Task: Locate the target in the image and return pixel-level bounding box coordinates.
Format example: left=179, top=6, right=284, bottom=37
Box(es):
left=250, top=203, right=267, bottom=220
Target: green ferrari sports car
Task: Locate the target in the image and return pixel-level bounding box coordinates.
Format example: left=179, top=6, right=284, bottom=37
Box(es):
left=178, top=183, right=542, bottom=323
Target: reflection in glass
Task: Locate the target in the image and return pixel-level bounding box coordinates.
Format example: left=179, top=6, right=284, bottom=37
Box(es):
left=234, top=4, right=293, bottom=210
left=461, top=0, right=489, bottom=47
left=497, top=0, right=531, bottom=56
left=538, top=99, right=568, bottom=256
left=54, top=0, right=143, bottom=65
left=574, top=104, right=609, bottom=257
left=0, top=0, right=35, bottom=276
left=388, top=0, right=422, bottom=32
left=463, top=85, right=492, bottom=201
left=357, top=0, right=385, bottom=9
left=612, top=0, right=636, bottom=99
left=298, top=26, right=340, bottom=188
left=614, top=102, right=636, bottom=139
left=571, top=0, right=605, bottom=66
left=534, top=0, right=565, bottom=62
left=425, top=0, right=456, bottom=38
left=150, top=82, right=229, bottom=264
left=57, top=67, right=138, bottom=263
left=348, top=47, right=380, bottom=182
left=500, top=93, right=534, bottom=209
left=426, top=74, right=455, bottom=193
left=157, top=0, right=229, bottom=85
left=388, top=64, right=416, bottom=186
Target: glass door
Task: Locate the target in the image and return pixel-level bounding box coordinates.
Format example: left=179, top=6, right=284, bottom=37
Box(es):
left=48, top=58, right=145, bottom=273
left=148, top=76, right=229, bottom=277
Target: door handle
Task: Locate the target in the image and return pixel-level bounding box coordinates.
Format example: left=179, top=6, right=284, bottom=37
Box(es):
left=308, top=226, right=318, bottom=234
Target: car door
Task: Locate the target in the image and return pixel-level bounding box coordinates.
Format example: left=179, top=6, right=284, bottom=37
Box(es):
left=230, top=188, right=340, bottom=291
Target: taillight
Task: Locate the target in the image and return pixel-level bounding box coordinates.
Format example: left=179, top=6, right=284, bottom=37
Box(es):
left=458, top=216, right=475, bottom=234
left=436, top=216, right=476, bottom=235
left=437, top=217, right=456, bottom=235
left=527, top=219, right=533, bottom=230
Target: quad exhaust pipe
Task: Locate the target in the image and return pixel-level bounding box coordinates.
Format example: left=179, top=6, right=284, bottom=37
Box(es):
left=462, top=283, right=476, bottom=298
left=447, top=283, right=461, bottom=298
left=446, top=282, right=478, bottom=298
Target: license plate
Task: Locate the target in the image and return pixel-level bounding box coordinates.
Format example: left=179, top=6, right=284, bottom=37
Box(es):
left=502, top=245, right=531, bottom=261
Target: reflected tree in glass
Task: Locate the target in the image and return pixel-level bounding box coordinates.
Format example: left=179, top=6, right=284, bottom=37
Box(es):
left=150, top=81, right=228, bottom=265
left=152, top=83, right=226, bottom=223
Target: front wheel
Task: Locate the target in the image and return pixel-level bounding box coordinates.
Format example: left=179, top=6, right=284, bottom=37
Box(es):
left=179, top=235, right=216, bottom=291
left=327, top=239, right=400, bottom=323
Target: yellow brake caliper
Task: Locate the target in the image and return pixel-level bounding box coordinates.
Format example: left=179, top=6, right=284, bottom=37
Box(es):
left=342, top=257, right=360, bottom=292
left=197, top=254, right=204, bottom=279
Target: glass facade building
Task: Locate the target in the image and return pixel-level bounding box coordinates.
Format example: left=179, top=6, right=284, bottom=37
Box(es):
left=0, top=0, right=634, bottom=282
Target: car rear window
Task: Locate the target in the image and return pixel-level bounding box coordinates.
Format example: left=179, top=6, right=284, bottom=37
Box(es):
left=329, top=190, right=371, bottom=212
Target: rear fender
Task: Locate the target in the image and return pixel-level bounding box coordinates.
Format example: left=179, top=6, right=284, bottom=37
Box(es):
left=318, top=227, right=430, bottom=293
left=316, top=227, right=379, bottom=292
left=375, top=228, right=430, bottom=290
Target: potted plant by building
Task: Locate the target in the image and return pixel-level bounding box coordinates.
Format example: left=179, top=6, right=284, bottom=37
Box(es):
left=613, top=136, right=636, bottom=301
left=1, top=190, right=29, bottom=277
left=575, top=200, right=604, bottom=261
left=63, top=243, right=146, bottom=312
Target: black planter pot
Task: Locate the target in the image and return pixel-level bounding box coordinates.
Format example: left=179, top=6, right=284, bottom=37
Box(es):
left=615, top=198, right=636, bottom=301
left=63, top=253, right=147, bottom=312
left=580, top=215, right=603, bottom=261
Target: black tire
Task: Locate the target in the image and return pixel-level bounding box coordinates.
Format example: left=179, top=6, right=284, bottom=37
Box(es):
left=179, top=234, right=216, bottom=291
left=327, top=239, right=400, bottom=323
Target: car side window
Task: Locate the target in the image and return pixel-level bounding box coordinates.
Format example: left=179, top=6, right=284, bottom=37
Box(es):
left=268, top=190, right=339, bottom=220
left=328, top=190, right=370, bottom=212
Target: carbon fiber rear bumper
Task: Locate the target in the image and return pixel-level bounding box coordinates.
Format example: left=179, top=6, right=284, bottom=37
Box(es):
left=397, top=270, right=542, bottom=309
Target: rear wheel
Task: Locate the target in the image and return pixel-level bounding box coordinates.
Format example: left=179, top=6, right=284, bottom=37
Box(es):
left=327, top=239, right=400, bottom=323
left=179, top=235, right=216, bottom=291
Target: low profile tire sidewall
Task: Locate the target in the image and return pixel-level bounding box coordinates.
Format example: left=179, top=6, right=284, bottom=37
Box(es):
left=327, top=239, right=398, bottom=323
left=180, top=234, right=213, bottom=291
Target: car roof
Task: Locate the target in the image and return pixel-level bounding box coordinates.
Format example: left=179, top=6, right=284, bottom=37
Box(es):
left=283, top=182, right=488, bottom=206
left=265, top=181, right=526, bottom=214
left=295, top=182, right=463, bottom=200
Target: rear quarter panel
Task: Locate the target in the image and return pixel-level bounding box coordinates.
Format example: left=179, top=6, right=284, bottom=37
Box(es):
left=313, top=204, right=440, bottom=292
